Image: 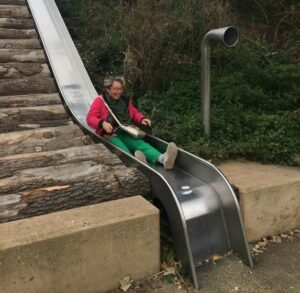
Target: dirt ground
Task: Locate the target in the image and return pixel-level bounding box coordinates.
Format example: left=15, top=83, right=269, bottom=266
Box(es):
left=193, top=236, right=300, bottom=292
left=113, top=233, right=300, bottom=293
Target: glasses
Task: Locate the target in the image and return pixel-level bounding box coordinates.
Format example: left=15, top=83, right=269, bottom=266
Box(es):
left=111, top=87, right=123, bottom=92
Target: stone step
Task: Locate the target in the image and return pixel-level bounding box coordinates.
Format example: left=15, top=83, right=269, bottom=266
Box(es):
left=0, top=4, right=30, bottom=19
left=0, top=49, right=45, bottom=63
left=0, top=17, right=35, bottom=29
left=0, top=39, right=41, bottom=49
left=0, top=104, right=70, bottom=133
left=0, top=93, right=61, bottom=108
left=0, top=76, right=57, bottom=96
left=0, top=63, right=50, bottom=79
left=0, top=144, right=124, bottom=179
left=218, top=160, right=300, bottom=242
left=0, top=28, right=37, bottom=39
left=0, top=124, right=88, bottom=157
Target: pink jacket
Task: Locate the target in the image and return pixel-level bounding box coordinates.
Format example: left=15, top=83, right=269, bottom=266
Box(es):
left=86, top=94, right=145, bottom=136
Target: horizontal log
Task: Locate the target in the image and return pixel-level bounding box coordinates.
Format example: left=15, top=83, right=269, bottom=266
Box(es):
left=0, top=28, right=37, bottom=39
left=0, top=161, right=149, bottom=222
left=0, top=63, right=50, bottom=79
left=0, top=49, right=45, bottom=63
left=0, top=0, right=26, bottom=5
left=0, top=193, right=27, bottom=219
left=0, top=93, right=61, bottom=108
left=0, top=5, right=30, bottom=19
left=0, top=76, right=57, bottom=95
left=0, top=125, right=88, bottom=157
left=0, top=104, right=70, bottom=133
left=0, top=144, right=121, bottom=178
left=0, top=39, right=41, bottom=49
left=0, top=17, right=35, bottom=29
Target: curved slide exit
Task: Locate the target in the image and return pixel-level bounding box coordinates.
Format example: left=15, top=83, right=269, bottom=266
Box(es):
left=28, top=0, right=253, bottom=288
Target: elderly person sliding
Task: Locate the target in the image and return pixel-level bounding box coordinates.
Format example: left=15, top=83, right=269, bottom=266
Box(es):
left=86, top=76, right=178, bottom=170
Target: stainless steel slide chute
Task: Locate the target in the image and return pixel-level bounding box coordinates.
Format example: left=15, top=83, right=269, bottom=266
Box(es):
left=28, top=0, right=253, bottom=288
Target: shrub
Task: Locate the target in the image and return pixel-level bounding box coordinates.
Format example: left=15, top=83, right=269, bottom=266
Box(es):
left=56, top=0, right=300, bottom=165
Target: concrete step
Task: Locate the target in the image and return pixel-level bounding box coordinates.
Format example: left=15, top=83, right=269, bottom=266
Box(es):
left=0, top=104, right=70, bottom=133
left=218, top=160, right=300, bottom=242
left=0, top=196, right=159, bottom=293
left=0, top=93, right=61, bottom=108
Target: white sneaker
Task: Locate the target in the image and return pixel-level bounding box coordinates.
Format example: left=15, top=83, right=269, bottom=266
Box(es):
left=163, top=142, right=178, bottom=170
left=134, top=150, right=148, bottom=164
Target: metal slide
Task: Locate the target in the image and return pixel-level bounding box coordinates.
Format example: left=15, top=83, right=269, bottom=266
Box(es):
left=28, top=0, right=254, bottom=288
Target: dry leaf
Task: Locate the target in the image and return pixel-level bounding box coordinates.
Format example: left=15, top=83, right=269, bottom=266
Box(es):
left=270, top=236, right=282, bottom=243
left=163, top=266, right=176, bottom=276
left=252, top=248, right=263, bottom=253
left=212, top=254, right=221, bottom=261
left=119, top=276, right=133, bottom=292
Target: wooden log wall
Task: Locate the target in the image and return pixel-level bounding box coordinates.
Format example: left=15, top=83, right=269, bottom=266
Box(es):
left=0, top=1, right=149, bottom=223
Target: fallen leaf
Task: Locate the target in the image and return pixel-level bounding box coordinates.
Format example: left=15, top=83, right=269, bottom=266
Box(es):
left=119, top=276, right=133, bottom=292
left=252, top=248, right=263, bottom=253
left=270, top=236, right=282, bottom=243
left=163, top=266, right=176, bottom=276
left=212, top=254, right=221, bottom=261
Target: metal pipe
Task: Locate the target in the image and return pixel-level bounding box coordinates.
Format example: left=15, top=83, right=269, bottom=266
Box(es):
left=201, top=26, right=239, bottom=136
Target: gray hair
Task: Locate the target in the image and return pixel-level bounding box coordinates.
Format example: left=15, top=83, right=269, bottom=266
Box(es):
left=103, top=76, right=125, bottom=89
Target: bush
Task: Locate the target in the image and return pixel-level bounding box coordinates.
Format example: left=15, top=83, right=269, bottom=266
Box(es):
left=56, top=0, right=300, bottom=165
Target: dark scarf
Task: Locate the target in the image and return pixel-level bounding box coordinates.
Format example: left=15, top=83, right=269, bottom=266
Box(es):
left=104, top=93, right=132, bottom=125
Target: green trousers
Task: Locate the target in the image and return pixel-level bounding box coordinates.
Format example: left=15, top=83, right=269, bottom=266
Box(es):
left=107, top=131, right=161, bottom=164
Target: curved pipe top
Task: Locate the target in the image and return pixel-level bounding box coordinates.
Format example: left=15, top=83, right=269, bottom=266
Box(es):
left=201, top=26, right=239, bottom=48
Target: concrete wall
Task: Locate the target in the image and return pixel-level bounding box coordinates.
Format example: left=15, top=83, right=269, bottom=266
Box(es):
left=241, top=181, right=300, bottom=241
left=219, top=161, right=300, bottom=242
left=0, top=196, right=160, bottom=293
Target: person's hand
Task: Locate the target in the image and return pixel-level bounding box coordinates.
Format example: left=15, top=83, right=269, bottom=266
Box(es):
left=141, top=118, right=152, bottom=127
left=103, top=121, right=113, bottom=134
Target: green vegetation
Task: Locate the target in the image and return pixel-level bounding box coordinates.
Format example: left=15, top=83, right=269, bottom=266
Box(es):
left=56, top=0, right=300, bottom=165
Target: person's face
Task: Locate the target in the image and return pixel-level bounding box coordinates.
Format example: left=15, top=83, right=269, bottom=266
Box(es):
left=107, top=81, right=123, bottom=100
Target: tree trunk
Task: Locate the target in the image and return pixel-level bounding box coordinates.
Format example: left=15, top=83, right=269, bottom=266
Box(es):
left=0, top=63, right=50, bottom=79
left=0, top=161, right=149, bottom=223
left=0, top=104, right=70, bottom=133
left=0, top=77, right=57, bottom=95
left=0, top=144, right=121, bottom=178
left=0, top=93, right=61, bottom=108
left=0, top=28, right=37, bottom=39
left=0, top=49, right=45, bottom=63
left=0, top=5, right=30, bottom=19
left=0, top=125, right=89, bottom=157
left=0, top=39, right=41, bottom=49
left=0, top=17, right=35, bottom=29
left=0, top=0, right=27, bottom=5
